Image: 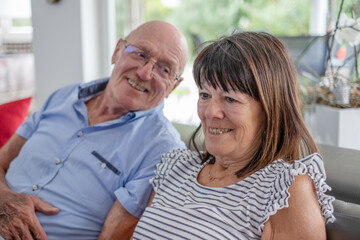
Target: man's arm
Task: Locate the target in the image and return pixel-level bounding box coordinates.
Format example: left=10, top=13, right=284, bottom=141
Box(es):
left=98, top=200, right=139, bottom=240
left=0, top=134, right=26, bottom=175
left=0, top=134, right=59, bottom=240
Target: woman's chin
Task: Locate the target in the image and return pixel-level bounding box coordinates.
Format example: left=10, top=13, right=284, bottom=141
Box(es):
left=205, top=144, right=228, bottom=157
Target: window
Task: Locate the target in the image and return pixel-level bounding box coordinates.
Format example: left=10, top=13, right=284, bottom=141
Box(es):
left=0, top=0, right=34, bottom=105
left=115, top=0, right=352, bottom=126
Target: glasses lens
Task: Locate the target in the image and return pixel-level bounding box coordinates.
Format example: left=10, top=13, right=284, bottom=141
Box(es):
left=125, top=44, right=177, bottom=82
left=154, top=63, right=173, bottom=80
left=125, top=45, right=148, bottom=62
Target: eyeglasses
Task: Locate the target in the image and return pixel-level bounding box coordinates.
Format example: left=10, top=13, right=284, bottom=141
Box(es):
left=123, top=41, right=180, bottom=82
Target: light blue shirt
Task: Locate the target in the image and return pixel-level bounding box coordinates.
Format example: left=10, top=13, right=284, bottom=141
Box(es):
left=5, top=77, right=185, bottom=239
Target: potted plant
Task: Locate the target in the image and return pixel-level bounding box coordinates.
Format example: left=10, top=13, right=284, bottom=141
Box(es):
left=302, top=0, right=360, bottom=150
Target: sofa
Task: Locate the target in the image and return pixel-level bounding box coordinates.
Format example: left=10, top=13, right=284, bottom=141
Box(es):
left=319, top=144, right=360, bottom=240
left=0, top=97, right=32, bottom=147
left=172, top=122, right=360, bottom=240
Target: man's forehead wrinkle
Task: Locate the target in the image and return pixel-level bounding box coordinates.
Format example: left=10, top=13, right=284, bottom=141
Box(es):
left=126, top=20, right=188, bottom=73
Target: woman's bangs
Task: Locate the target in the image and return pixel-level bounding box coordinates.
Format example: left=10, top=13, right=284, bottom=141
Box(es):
left=194, top=39, right=258, bottom=99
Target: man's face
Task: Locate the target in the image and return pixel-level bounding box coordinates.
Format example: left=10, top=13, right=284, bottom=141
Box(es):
left=106, top=24, right=186, bottom=113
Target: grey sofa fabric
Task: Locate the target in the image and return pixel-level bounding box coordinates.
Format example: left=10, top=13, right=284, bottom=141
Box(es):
left=326, top=199, right=360, bottom=240
left=319, top=144, right=360, bottom=240
left=172, top=123, right=360, bottom=239
left=320, top=144, right=360, bottom=204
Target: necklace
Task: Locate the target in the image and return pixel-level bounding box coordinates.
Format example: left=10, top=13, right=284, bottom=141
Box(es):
left=208, top=165, right=232, bottom=182
left=88, top=95, right=100, bottom=126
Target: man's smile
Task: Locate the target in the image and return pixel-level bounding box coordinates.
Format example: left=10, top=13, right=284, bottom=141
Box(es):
left=128, top=78, right=148, bottom=92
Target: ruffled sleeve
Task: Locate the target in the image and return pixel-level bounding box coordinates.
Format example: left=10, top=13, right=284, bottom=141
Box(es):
left=264, top=153, right=336, bottom=225
left=150, top=148, right=200, bottom=192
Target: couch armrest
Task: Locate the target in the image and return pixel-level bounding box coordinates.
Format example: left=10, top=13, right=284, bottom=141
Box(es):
left=319, top=144, right=360, bottom=204
left=326, top=199, right=360, bottom=240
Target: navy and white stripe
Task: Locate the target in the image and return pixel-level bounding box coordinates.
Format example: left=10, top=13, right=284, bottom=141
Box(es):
left=133, top=149, right=335, bottom=240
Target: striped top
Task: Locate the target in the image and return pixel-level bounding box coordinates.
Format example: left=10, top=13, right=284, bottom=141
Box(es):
left=133, top=149, right=335, bottom=240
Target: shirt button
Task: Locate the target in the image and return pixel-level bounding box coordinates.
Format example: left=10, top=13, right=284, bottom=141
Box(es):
left=77, top=131, right=83, bottom=137
left=32, top=185, right=38, bottom=191
left=101, top=163, right=107, bottom=169
left=55, top=158, right=61, bottom=164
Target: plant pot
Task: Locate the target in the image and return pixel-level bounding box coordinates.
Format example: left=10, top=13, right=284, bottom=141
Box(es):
left=333, top=84, right=351, bottom=105
left=304, top=104, right=360, bottom=150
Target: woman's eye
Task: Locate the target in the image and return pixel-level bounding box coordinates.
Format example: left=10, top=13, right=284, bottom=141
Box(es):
left=199, top=92, right=209, bottom=99
left=225, top=97, right=236, bottom=103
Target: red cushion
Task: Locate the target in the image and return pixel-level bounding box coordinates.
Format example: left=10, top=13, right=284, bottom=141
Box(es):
left=0, top=97, right=32, bottom=147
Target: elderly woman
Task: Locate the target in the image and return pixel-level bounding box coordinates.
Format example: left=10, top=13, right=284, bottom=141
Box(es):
left=132, top=32, right=335, bottom=239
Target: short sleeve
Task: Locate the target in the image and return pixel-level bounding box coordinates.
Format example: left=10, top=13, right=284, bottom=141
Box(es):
left=265, top=153, right=336, bottom=225
left=114, top=173, right=153, bottom=218
left=150, top=148, right=200, bottom=192
left=16, top=84, right=77, bottom=139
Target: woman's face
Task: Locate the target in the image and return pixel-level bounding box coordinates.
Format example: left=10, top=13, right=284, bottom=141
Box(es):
left=197, top=83, right=264, bottom=161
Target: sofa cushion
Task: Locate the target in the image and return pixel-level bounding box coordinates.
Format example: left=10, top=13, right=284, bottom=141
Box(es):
left=326, top=199, right=360, bottom=240
left=319, top=144, right=360, bottom=204
left=0, top=97, right=32, bottom=147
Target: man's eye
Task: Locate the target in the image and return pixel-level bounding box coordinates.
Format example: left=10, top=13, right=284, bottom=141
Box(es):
left=162, top=67, right=170, bottom=74
left=157, top=64, right=170, bottom=74
left=135, top=51, right=147, bottom=59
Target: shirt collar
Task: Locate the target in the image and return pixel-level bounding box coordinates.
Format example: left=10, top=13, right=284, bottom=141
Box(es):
left=77, top=77, right=164, bottom=120
left=78, top=77, right=110, bottom=100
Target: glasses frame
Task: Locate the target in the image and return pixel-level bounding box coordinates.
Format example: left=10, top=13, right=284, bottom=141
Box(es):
left=123, top=40, right=180, bottom=82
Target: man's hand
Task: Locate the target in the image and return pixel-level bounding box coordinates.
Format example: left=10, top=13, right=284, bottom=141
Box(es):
left=0, top=189, right=59, bottom=240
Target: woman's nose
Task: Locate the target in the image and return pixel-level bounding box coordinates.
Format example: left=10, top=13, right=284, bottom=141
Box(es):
left=204, top=100, right=225, bottom=119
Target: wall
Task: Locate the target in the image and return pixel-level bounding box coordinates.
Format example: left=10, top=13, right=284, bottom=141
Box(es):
left=31, top=0, right=116, bottom=109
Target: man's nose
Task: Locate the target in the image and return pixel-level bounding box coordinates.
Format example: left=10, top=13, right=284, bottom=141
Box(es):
left=137, top=60, right=155, bottom=81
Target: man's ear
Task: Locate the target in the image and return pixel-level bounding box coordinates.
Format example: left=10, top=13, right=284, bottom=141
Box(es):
left=166, top=77, right=184, bottom=98
left=111, top=39, right=124, bottom=64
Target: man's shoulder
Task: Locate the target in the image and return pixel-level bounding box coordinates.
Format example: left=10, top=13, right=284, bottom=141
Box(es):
left=51, top=78, right=109, bottom=101
left=51, top=82, right=81, bottom=98
left=129, top=115, right=185, bottom=150
left=143, top=114, right=182, bottom=137
left=40, top=82, right=80, bottom=109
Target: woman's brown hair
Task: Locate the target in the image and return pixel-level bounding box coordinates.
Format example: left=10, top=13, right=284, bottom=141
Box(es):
left=190, top=31, right=318, bottom=177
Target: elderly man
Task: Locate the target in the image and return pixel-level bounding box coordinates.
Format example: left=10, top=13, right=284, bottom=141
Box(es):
left=0, top=20, right=188, bottom=239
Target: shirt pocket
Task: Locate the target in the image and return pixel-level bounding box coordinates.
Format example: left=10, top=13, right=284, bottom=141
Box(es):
left=91, top=151, right=121, bottom=175
left=72, top=150, right=122, bottom=204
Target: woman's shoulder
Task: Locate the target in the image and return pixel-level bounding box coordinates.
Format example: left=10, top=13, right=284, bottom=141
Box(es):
left=262, top=152, right=325, bottom=179
left=151, top=148, right=202, bottom=191
left=154, top=148, right=202, bottom=179
left=262, top=173, right=329, bottom=239
left=261, top=153, right=335, bottom=224
left=161, top=148, right=203, bottom=165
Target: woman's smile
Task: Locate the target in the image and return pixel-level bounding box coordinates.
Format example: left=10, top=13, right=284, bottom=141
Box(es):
left=208, top=127, right=233, bottom=135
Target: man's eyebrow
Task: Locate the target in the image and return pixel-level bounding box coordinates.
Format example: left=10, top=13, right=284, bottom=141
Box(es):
left=136, top=44, right=150, bottom=53
left=156, top=55, right=177, bottom=70
left=135, top=44, right=177, bottom=70
left=162, top=60, right=176, bottom=71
